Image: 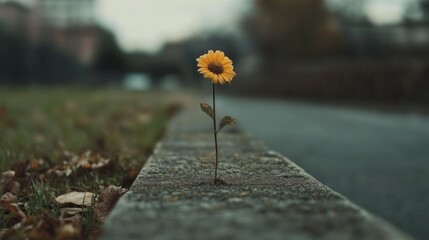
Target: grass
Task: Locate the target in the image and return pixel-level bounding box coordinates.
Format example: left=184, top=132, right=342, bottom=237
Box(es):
left=0, top=87, right=184, bottom=239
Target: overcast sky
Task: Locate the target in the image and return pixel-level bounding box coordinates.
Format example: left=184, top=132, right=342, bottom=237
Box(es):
left=327, top=0, right=423, bottom=25
left=95, top=0, right=251, bottom=53
left=4, top=0, right=423, bottom=51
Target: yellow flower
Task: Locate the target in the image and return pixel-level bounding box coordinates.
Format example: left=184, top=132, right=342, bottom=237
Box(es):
left=196, top=50, right=236, bottom=84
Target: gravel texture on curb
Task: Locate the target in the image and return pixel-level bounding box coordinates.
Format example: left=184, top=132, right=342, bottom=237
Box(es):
left=101, top=110, right=413, bottom=240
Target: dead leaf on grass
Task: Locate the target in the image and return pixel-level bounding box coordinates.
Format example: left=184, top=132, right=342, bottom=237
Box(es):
left=3, top=216, right=37, bottom=238
left=74, top=151, right=111, bottom=170
left=94, top=186, right=127, bottom=222
left=5, top=181, right=20, bottom=195
left=60, top=214, right=81, bottom=227
left=29, top=158, right=42, bottom=170
left=0, top=229, right=18, bottom=239
left=0, top=171, right=15, bottom=192
left=127, top=167, right=139, bottom=179
left=46, top=151, right=113, bottom=177
left=28, top=214, right=60, bottom=240
left=7, top=203, right=27, bottom=221
left=57, top=223, right=80, bottom=240
left=55, top=192, right=94, bottom=206
left=88, top=158, right=110, bottom=170
left=1, top=192, right=17, bottom=203
left=60, top=208, right=85, bottom=218
left=27, top=214, right=81, bottom=240
left=13, top=216, right=36, bottom=229
left=10, top=161, right=28, bottom=178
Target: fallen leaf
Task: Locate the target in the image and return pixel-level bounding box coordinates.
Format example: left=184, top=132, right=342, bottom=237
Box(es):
left=9, top=216, right=36, bottom=236
left=57, top=224, right=80, bottom=240
left=55, top=192, right=94, bottom=206
left=0, top=229, right=18, bottom=239
left=0, top=171, right=15, bottom=192
left=1, top=170, right=15, bottom=179
left=60, top=214, right=81, bottom=227
left=94, top=186, right=127, bottom=222
left=13, top=216, right=36, bottom=228
left=60, top=208, right=84, bottom=218
left=0, top=201, right=27, bottom=229
left=127, top=167, right=139, bottom=179
left=89, top=158, right=110, bottom=170
left=1, top=192, right=17, bottom=204
left=5, top=181, right=20, bottom=195
left=59, top=212, right=83, bottom=239
left=28, top=215, right=60, bottom=240
left=75, top=151, right=110, bottom=170
left=49, top=168, right=73, bottom=177
left=27, top=214, right=81, bottom=240
left=29, top=159, right=40, bottom=170
left=10, top=161, right=27, bottom=178
left=7, top=203, right=26, bottom=219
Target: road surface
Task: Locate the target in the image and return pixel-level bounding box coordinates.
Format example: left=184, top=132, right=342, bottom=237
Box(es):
left=217, top=96, right=429, bottom=240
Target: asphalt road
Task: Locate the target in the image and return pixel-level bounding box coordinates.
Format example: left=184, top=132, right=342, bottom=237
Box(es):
left=217, top=96, right=429, bottom=240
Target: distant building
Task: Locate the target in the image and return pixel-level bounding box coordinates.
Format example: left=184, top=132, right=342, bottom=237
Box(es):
left=37, top=0, right=95, bottom=28
left=343, top=25, right=429, bottom=56
left=0, top=0, right=100, bottom=65
left=0, top=2, right=29, bottom=33
left=36, top=0, right=99, bottom=64
left=41, top=26, right=101, bottom=65
left=326, top=0, right=429, bottom=56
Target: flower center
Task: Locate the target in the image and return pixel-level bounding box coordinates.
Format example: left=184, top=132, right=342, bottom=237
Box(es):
left=208, top=62, right=224, bottom=74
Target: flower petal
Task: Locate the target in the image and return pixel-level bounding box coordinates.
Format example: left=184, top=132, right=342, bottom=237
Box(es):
left=197, top=62, right=208, bottom=68
left=223, top=73, right=233, bottom=80
left=218, top=74, right=224, bottom=82
left=197, top=59, right=206, bottom=65
left=222, top=57, right=232, bottom=65
left=208, top=50, right=215, bottom=59
left=218, top=51, right=225, bottom=60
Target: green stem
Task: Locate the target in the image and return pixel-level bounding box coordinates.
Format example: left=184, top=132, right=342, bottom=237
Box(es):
left=212, top=84, right=218, bottom=184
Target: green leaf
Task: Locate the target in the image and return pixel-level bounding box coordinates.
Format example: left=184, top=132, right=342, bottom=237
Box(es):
left=200, top=103, right=214, bottom=119
left=218, top=116, right=235, bottom=132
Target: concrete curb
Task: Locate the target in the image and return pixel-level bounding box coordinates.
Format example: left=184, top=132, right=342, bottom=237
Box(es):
left=101, top=109, right=413, bottom=240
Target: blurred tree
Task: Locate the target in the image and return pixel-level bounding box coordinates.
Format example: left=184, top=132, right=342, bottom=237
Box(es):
left=0, top=27, right=83, bottom=85
left=325, top=0, right=367, bottom=24
left=0, top=28, right=28, bottom=85
left=92, top=28, right=126, bottom=75
left=34, top=42, right=84, bottom=84
left=244, top=0, right=344, bottom=59
left=237, top=0, right=429, bottom=106
left=419, top=0, right=429, bottom=22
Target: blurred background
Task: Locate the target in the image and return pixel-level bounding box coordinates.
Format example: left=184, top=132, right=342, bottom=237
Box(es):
left=1, top=0, right=429, bottom=101
left=0, top=0, right=428, bottom=239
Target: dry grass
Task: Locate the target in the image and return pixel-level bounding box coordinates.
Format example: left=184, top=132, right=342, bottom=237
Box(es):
left=0, top=87, right=184, bottom=239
